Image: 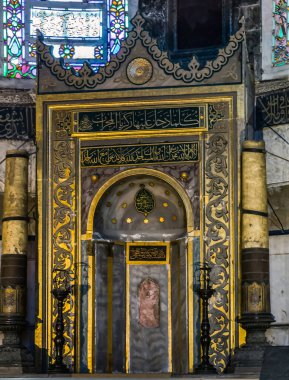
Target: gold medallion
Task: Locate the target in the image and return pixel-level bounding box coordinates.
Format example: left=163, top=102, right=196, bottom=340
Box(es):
left=126, top=58, right=153, bottom=85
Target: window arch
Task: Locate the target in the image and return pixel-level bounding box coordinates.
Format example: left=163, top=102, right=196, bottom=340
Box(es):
left=2, top=0, right=128, bottom=79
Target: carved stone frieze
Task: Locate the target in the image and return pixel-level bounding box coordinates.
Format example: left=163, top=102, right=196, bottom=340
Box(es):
left=0, top=90, right=35, bottom=105
left=256, top=79, right=289, bottom=95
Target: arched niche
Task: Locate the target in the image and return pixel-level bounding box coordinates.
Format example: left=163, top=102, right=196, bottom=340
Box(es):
left=87, top=170, right=193, bottom=374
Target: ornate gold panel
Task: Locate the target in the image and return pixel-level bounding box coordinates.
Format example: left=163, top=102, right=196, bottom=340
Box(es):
left=36, top=86, right=241, bottom=374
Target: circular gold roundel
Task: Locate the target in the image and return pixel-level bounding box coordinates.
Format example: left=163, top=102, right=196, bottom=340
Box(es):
left=127, top=58, right=153, bottom=85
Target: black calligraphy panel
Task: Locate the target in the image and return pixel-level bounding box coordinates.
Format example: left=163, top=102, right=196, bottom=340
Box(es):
left=81, top=142, right=199, bottom=167
left=129, top=245, right=167, bottom=262
left=77, top=106, right=205, bottom=133
left=0, top=106, right=35, bottom=140
left=256, top=91, right=289, bottom=127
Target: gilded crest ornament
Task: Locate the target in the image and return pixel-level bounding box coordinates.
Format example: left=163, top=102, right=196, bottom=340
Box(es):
left=135, top=184, right=155, bottom=216
left=126, top=57, right=153, bottom=85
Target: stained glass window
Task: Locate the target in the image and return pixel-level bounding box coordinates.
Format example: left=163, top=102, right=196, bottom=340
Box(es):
left=2, top=0, right=128, bottom=79
left=273, top=0, right=289, bottom=66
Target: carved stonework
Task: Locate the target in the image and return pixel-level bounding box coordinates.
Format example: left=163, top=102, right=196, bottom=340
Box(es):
left=256, top=78, right=289, bottom=95
left=0, top=90, right=35, bottom=105
left=54, top=111, right=72, bottom=138
left=52, top=137, right=76, bottom=367
left=208, top=103, right=226, bottom=130
left=204, top=132, right=230, bottom=373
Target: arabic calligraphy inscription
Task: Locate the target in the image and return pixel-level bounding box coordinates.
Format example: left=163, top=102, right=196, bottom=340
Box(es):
left=135, top=185, right=155, bottom=216
left=257, top=90, right=289, bottom=127
left=77, top=106, right=206, bottom=133
left=129, top=245, right=167, bottom=262
left=80, top=142, right=199, bottom=167
left=0, top=107, right=35, bottom=140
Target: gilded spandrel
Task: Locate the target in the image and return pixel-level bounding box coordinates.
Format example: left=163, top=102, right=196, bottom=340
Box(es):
left=81, top=142, right=199, bottom=167
left=77, top=106, right=206, bottom=133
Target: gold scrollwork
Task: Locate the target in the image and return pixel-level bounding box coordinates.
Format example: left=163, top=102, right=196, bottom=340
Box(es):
left=204, top=132, right=230, bottom=373
left=52, top=139, right=76, bottom=367
left=54, top=111, right=72, bottom=138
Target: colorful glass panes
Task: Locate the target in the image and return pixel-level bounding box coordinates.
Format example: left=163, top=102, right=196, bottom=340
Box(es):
left=3, top=0, right=36, bottom=78
left=59, top=44, right=75, bottom=59
left=108, top=0, right=128, bottom=56
left=94, top=45, right=104, bottom=60
left=273, top=0, right=289, bottom=66
left=2, top=0, right=128, bottom=79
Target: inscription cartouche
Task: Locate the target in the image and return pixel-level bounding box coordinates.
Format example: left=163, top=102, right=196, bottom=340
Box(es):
left=129, top=246, right=167, bottom=262
left=77, top=106, right=206, bottom=133
left=81, top=142, right=199, bottom=168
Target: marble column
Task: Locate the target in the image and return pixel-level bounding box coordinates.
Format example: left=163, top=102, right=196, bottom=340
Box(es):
left=0, top=150, right=32, bottom=370
left=234, top=140, right=274, bottom=371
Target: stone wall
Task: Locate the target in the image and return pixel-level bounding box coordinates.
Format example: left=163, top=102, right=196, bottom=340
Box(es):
left=237, top=0, right=262, bottom=79
left=264, top=125, right=289, bottom=345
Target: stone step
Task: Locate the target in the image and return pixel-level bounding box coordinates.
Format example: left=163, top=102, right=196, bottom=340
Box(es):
left=0, top=376, right=259, bottom=380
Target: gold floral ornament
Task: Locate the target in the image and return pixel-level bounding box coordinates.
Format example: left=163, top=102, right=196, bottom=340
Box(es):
left=126, top=58, right=153, bottom=85
left=135, top=184, right=155, bottom=217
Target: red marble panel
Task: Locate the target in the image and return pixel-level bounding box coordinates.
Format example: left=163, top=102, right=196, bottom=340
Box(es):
left=138, top=278, right=160, bottom=328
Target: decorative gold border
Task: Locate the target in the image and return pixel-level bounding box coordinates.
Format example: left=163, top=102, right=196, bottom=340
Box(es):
left=125, top=264, right=130, bottom=373
left=126, top=242, right=170, bottom=265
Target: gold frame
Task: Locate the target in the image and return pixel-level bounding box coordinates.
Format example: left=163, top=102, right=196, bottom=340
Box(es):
left=126, top=242, right=170, bottom=265
left=35, top=84, right=243, bottom=374
left=72, top=97, right=209, bottom=140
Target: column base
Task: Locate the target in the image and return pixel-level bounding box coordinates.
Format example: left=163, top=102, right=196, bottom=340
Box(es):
left=0, top=317, right=34, bottom=372
left=48, top=363, right=70, bottom=374
left=232, top=312, right=275, bottom=374
left=194, top=363, right=217, bottom=374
